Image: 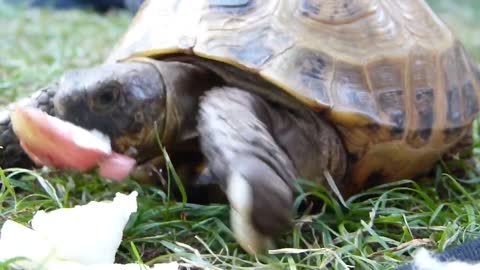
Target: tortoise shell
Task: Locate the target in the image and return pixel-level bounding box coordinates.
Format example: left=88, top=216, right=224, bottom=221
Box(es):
left=107, top=0, right=480, bottom=190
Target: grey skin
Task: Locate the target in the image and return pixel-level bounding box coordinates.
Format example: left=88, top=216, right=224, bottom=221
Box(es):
left=0, top=59, right=347, bottom=254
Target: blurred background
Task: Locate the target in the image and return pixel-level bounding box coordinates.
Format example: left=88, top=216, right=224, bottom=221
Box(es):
left=5, top=0, right=143, bottom=13
left=428, top=0, right=480, bottom=59
left=0, top=0, right=479, bottom=106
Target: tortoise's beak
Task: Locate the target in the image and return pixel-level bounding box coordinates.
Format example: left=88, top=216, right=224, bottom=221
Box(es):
left=54, top=93, right=88, bottom=124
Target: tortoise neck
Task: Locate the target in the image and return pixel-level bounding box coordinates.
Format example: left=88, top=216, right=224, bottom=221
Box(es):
left=135, top=58, right=221, bottom=147
left=163, top=82, right=202, bottom=147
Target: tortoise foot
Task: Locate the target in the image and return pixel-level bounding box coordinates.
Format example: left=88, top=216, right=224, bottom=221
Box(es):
left=0, top=86, right=57, bottom=169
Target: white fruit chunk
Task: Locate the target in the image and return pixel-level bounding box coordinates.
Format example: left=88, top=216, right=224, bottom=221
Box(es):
left=0, top=192, right=139, bottom=269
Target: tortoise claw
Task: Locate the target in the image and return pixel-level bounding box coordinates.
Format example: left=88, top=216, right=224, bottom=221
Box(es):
left=226, top=155, right=293, bottom=254
left=195, top=167, right=218, bottom=185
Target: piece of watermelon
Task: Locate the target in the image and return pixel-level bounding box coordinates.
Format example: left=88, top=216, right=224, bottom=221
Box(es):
left=10, top=106, right=136, bottom=181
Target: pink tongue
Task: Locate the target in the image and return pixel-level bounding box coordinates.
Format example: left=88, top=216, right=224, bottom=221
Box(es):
left=10, top=106, right=136, bottom=181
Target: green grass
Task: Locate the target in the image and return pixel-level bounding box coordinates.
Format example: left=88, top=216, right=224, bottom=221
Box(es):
left=427, top=0, right=480, bottom=60
left=1, top=1, right=480, bottom=269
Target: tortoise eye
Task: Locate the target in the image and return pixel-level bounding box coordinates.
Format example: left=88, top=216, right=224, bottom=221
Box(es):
left=91, top=83, right=121, bottom=112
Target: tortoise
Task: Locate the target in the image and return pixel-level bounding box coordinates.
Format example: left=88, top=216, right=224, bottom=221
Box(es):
left=1, top=0, right=480, bottom=254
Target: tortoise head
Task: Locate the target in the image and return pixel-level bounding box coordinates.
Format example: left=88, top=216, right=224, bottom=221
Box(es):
left=53, top=60, right=168, bottom=160
left=53, top=59, right=219, bottom=162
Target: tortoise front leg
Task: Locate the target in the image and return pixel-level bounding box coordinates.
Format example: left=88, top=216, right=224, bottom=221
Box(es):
left=197, top=87, right=298, bottom=254
left=198, top=87, right=348, bottom=254
left=0, top=85, right=58, bottom=169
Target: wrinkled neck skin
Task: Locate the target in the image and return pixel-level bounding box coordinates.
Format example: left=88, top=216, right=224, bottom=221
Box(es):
left=125, top=59, right=222, bottom=187
left=138, top=58, right=222, bottom=154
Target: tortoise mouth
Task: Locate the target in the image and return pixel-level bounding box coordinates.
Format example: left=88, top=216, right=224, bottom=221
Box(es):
left=109, top=121, right=167, bottom=162
left=11, top=106, right=136, bottom=180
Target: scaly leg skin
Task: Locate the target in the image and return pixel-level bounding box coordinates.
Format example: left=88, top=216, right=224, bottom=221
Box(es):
left=197, top=87, right=347, bottom=254
left=0, top=86, right=57, bottom=169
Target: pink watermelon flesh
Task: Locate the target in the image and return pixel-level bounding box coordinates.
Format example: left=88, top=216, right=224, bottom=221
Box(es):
left=10, top=106, right=136, bottom=181
left=98, top=152, right=137, bottom=181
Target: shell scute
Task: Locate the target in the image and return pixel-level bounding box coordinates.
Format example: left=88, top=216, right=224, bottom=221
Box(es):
left=405, top=47, right=438, bottom=147
left=440, top=44, right=471, bottom=143
left=208, top=0, right=254, bottom=10
left=445, top=88, right=463, bottom=127
left=367, top=60, right=406, bottom=136
left=376, top=89, right=405, bottom=136
left=298, top=0, right=377, bottom=25
left=261, top=47, right=333, bottom=107
left=407, top=87, right=435, bottom=147
left=225, top=26, right=293, bottom=69
left=297, top=54, right=331, bottom=104
left=473, top=61, right=480, bottom=83
left=332, top=63, right=377, bottom=119
left=200, top=0, right=277, bottom=31
left=461, top=82, right=478, bottom=121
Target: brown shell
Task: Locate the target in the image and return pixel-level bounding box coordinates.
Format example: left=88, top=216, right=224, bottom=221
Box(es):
left=107, top=0, right=480, bottom=189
